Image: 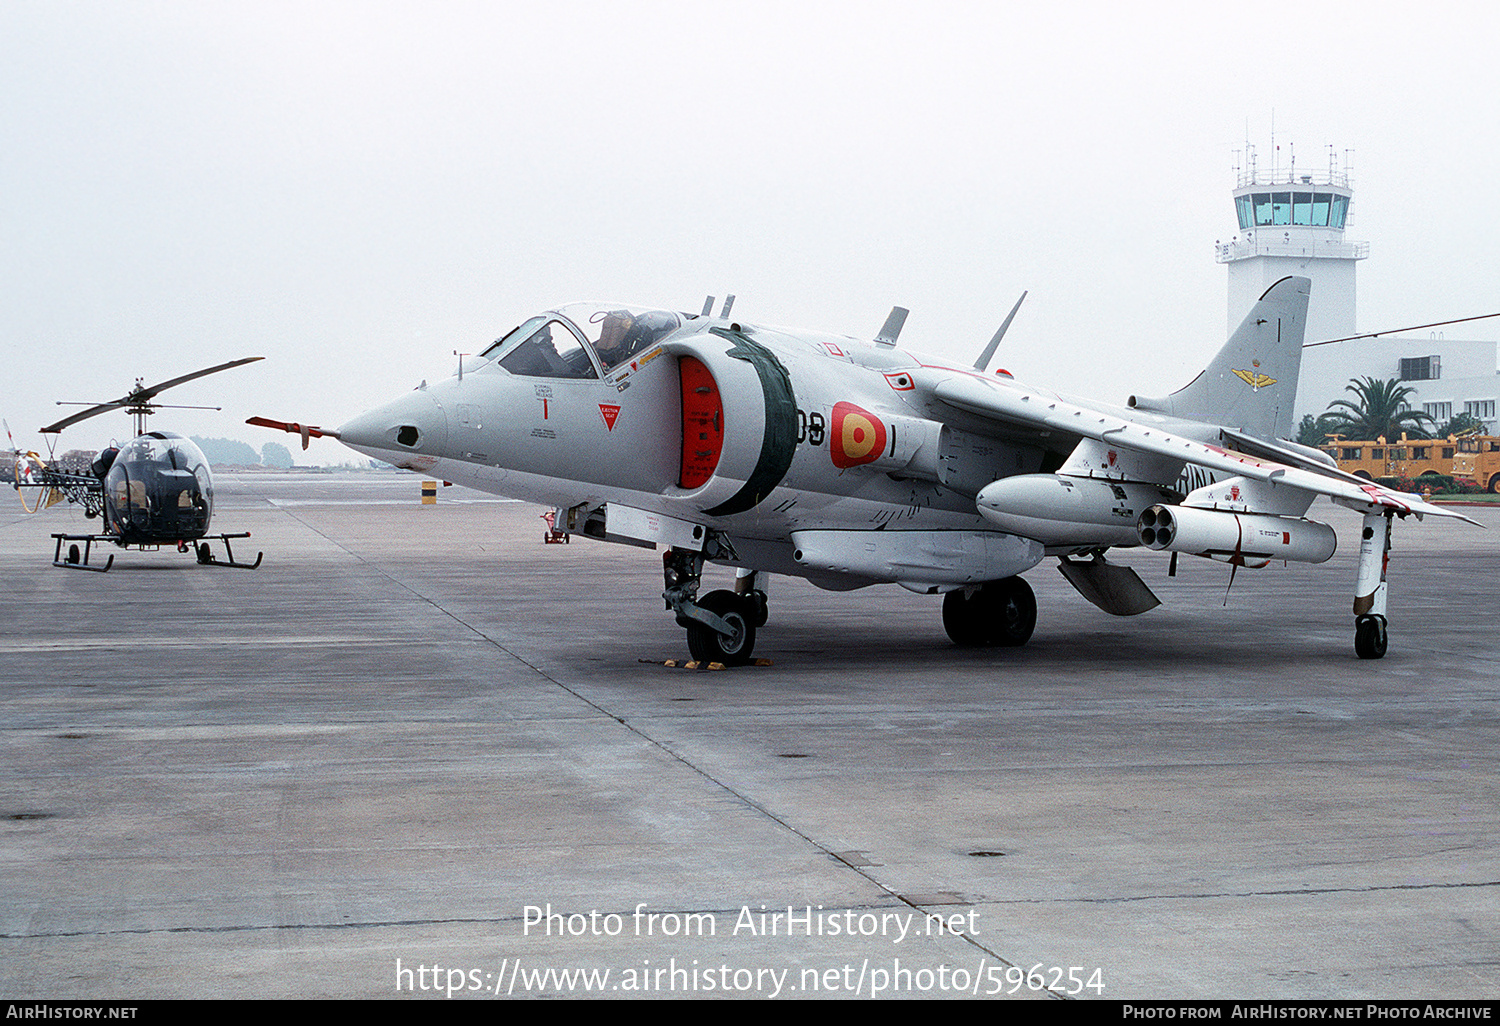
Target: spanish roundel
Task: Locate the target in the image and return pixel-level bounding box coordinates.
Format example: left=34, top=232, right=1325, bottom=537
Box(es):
left=830, top=401, right=887, bottom=469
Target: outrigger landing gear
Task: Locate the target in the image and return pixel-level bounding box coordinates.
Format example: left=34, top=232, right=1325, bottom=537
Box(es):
left=662, top=548, right=764, bottom=665
left=1352, top=511, right=1393, bottom=659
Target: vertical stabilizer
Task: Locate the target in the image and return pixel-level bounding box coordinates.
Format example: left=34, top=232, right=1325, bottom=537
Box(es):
left=1144, top=275, right=1309, bottom=440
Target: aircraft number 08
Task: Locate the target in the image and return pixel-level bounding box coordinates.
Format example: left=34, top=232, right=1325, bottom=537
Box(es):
left=795, top=409, right=826, bottom=447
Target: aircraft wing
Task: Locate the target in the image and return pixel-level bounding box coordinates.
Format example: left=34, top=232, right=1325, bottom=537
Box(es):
left=929, top=372, right=1479, bottom=524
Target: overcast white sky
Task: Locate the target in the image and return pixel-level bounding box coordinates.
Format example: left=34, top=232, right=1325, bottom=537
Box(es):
left=4, top=1, right=1498, bottom=459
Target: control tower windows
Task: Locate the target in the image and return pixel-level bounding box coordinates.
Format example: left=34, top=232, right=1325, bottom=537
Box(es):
left=1235, top=190, right=1350, bottom=230
left=1330, top=195, right=1348, bottom=228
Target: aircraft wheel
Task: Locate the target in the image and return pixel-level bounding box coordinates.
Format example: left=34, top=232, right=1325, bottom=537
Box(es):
left=746, top=590, right=769, bottom=628
left=943, top=577, right=1036, bottom=648
left=196, top=542, right=213, bottom=564
left=67, top=544, right=81, bottom=565
left=942, top=588, right=985, bottom=646
left=686, top=590, right=756, bottom=665
left=990, top=577, right=1037, bottom=647
left=1354, top=615, right=1388, bottom=659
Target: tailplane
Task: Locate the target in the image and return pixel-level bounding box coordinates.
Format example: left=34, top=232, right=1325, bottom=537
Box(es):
left=1130, top=275, right=1309, bottom=440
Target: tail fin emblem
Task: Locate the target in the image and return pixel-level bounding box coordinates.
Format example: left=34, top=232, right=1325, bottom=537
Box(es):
left=1232, top=368, right=1277, bottom=390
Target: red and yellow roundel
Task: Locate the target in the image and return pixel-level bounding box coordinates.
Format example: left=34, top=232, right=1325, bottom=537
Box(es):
left=830, top=401, right=887, bottom=469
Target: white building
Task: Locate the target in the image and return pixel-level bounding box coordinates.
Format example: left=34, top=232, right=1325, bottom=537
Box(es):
left=1217, top=156, right=1498, bottom=435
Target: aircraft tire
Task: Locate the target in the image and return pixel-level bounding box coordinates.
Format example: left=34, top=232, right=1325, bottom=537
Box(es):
left=989, top=577, right=1037, bottom=647
left=67, top=544, right=80, bottom=565
left=1354, top=615, right=1388, bottom=660
left=943, top=577, right=1036, bottom=648
left=686, top=590, right=756, bottom=665
left=942, top=588, right=984, bottom=646
left=746, top=590, right=769, bottom=628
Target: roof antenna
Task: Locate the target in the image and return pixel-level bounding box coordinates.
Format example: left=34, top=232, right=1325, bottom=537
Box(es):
left=973, top=291, right=1028, bottom=371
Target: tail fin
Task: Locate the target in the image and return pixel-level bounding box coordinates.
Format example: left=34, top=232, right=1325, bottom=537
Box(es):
left=1130, top=276, right=1309, bottom=440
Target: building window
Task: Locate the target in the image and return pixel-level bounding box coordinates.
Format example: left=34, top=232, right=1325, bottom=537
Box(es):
left=1244, top=190, right=1349, bottom=228
left=1329, top=194, right=1349, bottom=229
left=1465, top=399, right=1497, bottom=420
left=1235, top=195, right=1254, bottom=229
left=1424, top=401, right=1453, bottom=422
left=1400, top=356, right=1441, bottom=380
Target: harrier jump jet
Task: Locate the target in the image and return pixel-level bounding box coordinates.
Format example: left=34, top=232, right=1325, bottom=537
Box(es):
left=253, top=278, right=1473, bottom=662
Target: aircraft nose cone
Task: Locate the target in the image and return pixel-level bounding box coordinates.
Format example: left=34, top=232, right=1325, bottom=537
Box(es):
left=338, top=390, right=449, bottom=461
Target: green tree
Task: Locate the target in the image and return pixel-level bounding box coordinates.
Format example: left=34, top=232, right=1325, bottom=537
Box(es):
left=1437, top=411, right=1484, bottom=438
left=1295, top=413, right=1342, bottom=447
left=191, top=435, right=261, bottom=466
left=1320, top=377, right=1435, bottom=441
left=261, top=441, right=295, bottom=469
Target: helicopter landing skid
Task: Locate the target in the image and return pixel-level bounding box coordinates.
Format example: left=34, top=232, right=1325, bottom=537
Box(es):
left=51, top=534, right=114, bottom=572
left=192, top=533, right=263, bottom=570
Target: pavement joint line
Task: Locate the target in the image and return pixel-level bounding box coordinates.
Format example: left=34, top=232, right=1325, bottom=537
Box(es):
left=270, top=503, right=1036, bottom=978
left=5, top=878, right=1498, bottom=942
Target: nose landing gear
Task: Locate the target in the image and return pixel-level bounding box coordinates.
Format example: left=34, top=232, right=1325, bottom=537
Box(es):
left=663, top=548, right=765, bottom=665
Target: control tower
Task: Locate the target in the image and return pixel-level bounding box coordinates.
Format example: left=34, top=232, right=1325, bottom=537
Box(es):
left=1215, top=148, right=1368, bottom=345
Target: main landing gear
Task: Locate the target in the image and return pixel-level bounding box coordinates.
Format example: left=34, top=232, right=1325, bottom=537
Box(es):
left=663, top=548, right=767, bottom=665
left=942, top=576, right=1037, bottom=648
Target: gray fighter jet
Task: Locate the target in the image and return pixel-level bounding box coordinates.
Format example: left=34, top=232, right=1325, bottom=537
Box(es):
left=253, top=278, right=1475, bottom=663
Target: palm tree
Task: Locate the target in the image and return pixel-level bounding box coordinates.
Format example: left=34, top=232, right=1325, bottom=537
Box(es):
left=1321, top=377, right=1435, bottom=441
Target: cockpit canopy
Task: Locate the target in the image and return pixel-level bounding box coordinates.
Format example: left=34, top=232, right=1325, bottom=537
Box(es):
left=478, top=302, right=684, bottom=380
left=102, top=431, right=213, bottom=540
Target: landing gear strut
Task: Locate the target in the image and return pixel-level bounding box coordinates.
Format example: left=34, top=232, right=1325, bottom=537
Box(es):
left=942, top=576, right=1036, bottom=647
left=663, top=548, right=765, bottom=665
left=1352, top=511, right=1394, bottom=659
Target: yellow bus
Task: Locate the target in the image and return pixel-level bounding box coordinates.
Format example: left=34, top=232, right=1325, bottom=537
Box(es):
left=1319, top=435, right=1500, bottom=492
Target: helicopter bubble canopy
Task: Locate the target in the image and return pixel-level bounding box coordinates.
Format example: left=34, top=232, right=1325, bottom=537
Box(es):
left=476, top=303, right=684, bottom=379
left=102, top=431, right=213, bottom=544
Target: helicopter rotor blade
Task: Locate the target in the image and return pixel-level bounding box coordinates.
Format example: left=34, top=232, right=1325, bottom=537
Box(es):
left=40, top=402, right=131, bottom=434
left=132, top=357, right=264, bottom=402
left=39, top=357, right=264, bottom=434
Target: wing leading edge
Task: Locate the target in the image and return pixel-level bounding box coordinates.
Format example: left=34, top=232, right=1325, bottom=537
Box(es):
left=931, top=371, right=1477, bottom=524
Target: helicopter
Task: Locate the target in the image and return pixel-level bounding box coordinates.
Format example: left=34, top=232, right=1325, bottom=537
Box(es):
left=12, top=358, right=265, bottom=571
